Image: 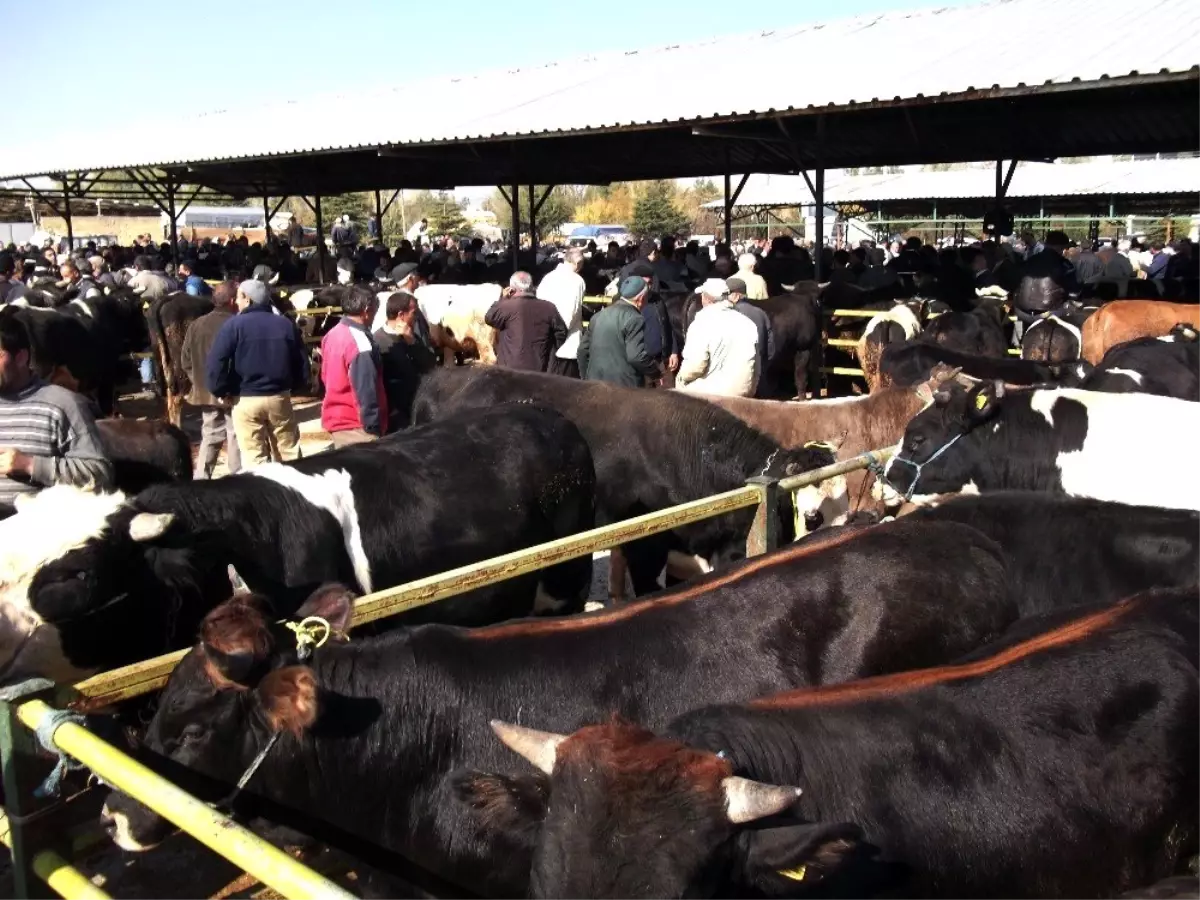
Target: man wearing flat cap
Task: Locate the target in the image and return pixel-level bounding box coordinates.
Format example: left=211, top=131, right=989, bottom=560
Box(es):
left=205, top=279, right=309, bottom=466
left=577, top=275, right=661, bottom=387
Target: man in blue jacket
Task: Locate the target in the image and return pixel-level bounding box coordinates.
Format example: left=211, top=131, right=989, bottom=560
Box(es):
left=178, top=259, right=211, bottom=297
left=205, top=280, right=309, bottom=466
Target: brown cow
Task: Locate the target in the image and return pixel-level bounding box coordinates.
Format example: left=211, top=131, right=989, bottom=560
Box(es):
left=1081, top=300, right=1200, bottom=364
left=695, top=365, right=957, bottom=514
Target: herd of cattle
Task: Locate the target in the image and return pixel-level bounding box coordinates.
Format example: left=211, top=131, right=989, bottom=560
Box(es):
left=0, top=266, right=1198, bottom=899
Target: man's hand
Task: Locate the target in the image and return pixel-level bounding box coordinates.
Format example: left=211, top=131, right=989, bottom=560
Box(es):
left=667, top=353, right=680, bottom=373
left=0, top=448, right=33, bottom=479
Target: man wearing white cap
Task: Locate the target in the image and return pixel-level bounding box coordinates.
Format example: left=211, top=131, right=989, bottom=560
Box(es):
left=676, top=278, right=760, bottom=397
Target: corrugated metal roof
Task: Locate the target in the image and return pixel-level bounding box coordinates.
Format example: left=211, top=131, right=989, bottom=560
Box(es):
left=704, top=158, right=1200, bottom=207
left=0, top=0, right=1196, bottom=181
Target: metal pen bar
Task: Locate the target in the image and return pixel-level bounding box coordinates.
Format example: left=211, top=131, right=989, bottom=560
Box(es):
left=0, top=808, right=110, bottom=900
left=14, top=701, right=354, bottom=900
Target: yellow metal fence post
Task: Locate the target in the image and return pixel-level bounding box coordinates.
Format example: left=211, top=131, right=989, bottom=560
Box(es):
left=16, top=700, right=355, bottom=900
left=0, top=678, right=60, bottom=899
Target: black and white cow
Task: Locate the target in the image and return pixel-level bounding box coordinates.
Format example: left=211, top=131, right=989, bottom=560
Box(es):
left=883, top=381, right=1200, bottom=510
left=1081, top=325, right=1200, bottom=401
left=1020, top=312, right=1086, bottom=363
left=0, top=403, right=595, bottom=683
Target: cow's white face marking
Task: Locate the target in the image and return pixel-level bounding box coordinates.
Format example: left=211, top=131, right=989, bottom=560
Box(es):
left=1029, top=391, right=1058, bottom=427
left=1104, top=367, right=1144, bottom=386
left=102, top=804, right=157, bottom=852
left=0, top=486, right=128, bottom=682
left=249, top=466, right=373, bottom=593
left=664, top=551, right=714, bottom=583
left=791, top=474, right=849, bottom=538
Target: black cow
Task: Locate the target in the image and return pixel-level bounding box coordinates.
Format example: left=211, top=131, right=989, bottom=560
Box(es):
left=146, top=291, right=215, bottom=423
left=477, top=587, right=1198, bottom=898
left=879, top=339, right=1065, bottom=388
left=918, top=297, right=1008, bottom=357
left=1082, top=326, right=1200, bottom=401
left=96, top=418, right=192, bottom=494
left=412, top=367, right=842, bottom=594
left=750, top=287, right=823, bottom=399
left=1020, top=310, right=1091, bottom=363
left=907, top=491, right=1199, bottom=615
left=883, top=380, right=1200, bottom=510
left=0, top=404, right=595, bottom=683
left=101, top=519, right=1015, bottom=897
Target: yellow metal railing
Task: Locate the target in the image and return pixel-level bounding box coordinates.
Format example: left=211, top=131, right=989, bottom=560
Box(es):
left=14, top=700, right=354, bottom=900
left=0, top=807, right=110, bottom=900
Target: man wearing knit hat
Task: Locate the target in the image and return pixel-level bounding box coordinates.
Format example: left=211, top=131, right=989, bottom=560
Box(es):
left=576, top=275, right=661, bottom=387
left=205, top=279, right=309, bottom=466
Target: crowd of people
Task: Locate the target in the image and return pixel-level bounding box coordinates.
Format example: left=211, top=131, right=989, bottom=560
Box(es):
left=0, top=215, right=1195, bottom=499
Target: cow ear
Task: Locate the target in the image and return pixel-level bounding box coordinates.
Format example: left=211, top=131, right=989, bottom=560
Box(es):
left=967, top=380, right=1004, bottom=423
left=737, top=822, right=864, bottom=894
left=129, top=512, right=175, bottom=542
left=451, top=770, right=549, bottom=849
left=200, top=595, right=273, bottom=688
left=294, top=583, right=356, bottom=636
left=256, top=666, right=318, bottom=737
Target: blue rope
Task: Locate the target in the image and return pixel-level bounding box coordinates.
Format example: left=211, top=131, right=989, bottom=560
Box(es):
left=33, top=708, right=87, bottom=799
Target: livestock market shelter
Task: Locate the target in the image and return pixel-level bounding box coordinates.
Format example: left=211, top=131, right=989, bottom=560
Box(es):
left=0, top=0, right=1196, bottom=279
left=704, top=156, right=1200, bottom=245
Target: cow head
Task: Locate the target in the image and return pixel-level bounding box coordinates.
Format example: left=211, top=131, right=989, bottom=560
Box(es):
left=0, top=486, right=222, bottom=684
left=456, top=719, right=861, bottom=898
left=882, top=380, right=1003, bottom=503
left=101, top=584, right=355, bottom=851
left=760, top=444, right=848, bottom=542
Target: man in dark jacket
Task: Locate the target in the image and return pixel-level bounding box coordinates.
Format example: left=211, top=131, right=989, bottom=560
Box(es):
left=577, top=276, right=661, bottom=387
left=205, top=279, right=309, bottom=466
left=181, top=281, right=239, bottom=477
left=484, top=271, right=567, bottom=372
left=726, top=277, right=774, bottom=398
left=619, top=246, right=677, bottom=385
left=373, top=291, right=435, bottom=431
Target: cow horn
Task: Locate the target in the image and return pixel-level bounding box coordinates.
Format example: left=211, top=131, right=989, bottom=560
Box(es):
left=128, top=512, right=175, bottom=542
left=722, top=776, right=802, bottom=824
left=227, top=565, right=250, bottom=596
left=490, top=720, right=567, bottom=774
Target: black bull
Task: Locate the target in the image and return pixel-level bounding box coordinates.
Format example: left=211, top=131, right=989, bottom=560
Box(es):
left=103, top=519, right=1015, bottom=897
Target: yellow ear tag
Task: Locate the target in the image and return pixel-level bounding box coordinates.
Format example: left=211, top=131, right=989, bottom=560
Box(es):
left=804, top=440, right=836, bottom=452
left=778, top=865, right=807, bottom=882
left=975, top=393, right=988, bottom=410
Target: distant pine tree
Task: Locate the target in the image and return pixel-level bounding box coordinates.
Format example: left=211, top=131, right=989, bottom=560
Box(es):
left=630, top=180, right=688, bottom=238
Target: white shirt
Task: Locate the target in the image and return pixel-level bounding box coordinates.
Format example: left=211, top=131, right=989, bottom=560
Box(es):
left=536, top=263, right=586, bottom=359
left=677, top=300, right=760, bottom=397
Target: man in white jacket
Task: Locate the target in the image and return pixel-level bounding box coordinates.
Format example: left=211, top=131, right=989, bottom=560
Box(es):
left=676, top=278, right=760, bottom=397
left=536, top=248, right=586, bottom=378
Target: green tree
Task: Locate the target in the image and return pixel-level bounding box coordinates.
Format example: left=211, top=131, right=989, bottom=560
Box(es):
left=320, top=192, right=372, bottom=226
left=629, top=180, right=688, bottom=238
left=429, top=191, right=471, bottom=238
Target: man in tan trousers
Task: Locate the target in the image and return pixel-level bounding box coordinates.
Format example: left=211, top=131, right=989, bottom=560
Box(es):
left=205, top=279, right=309, bottom=466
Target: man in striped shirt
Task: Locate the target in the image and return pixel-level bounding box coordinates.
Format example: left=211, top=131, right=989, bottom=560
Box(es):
left=0, top=313, right=113, bottom=515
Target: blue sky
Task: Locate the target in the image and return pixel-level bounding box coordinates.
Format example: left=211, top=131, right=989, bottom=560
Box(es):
left=5, top=0, right=975, bottom=197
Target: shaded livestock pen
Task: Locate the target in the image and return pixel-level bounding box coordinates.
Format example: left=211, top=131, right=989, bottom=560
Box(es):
left=0, top=449, right=891, bottom=899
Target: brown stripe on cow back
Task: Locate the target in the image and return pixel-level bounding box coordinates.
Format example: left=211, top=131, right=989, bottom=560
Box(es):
left=468, top=527, right=867, bottom=641
left=749, top=596, right=1140, bottom=709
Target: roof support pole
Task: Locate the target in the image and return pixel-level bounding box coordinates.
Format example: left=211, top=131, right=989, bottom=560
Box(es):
left=374, top=190, right=383, bottom=246
left=814, top=165, right=825, bottom=282
left=723, top=148, right=732, bottom=246
left=315, top=195, right=326, bottom=285
left=510, top=182, right=520, bottom=262
left=20, top=179, right=65, bottom=220
left=166, top=180, right=178, bottom=266
left=995, top=159, right=1018, bottom=201
left=528, top=184, right=537, bottom=252
left=61, top=178, right=74, bottom=251
left=263, top=193, right=273, bottom=244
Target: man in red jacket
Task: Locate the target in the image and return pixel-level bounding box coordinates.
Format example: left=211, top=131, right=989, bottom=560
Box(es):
left=320, top=286, right=388, bottom=447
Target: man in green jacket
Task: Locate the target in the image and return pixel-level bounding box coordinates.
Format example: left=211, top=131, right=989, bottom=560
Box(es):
left=577, top=276, right=663, bottom=387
